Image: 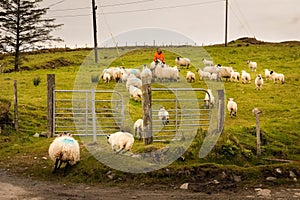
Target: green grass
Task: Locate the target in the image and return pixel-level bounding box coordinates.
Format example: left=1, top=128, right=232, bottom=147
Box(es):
left=0, top=42, right=299, bottom=186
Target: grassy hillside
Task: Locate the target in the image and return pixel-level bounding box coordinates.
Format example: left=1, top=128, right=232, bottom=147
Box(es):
left=0, top=42, right=299, bottom=186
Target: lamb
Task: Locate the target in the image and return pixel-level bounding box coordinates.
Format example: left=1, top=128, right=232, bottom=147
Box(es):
left=196, top=68, right=211, bottom=80
left=202, top=58, right=214, bottom=66
left=129, top=85, right=142, bottom=101
left=241, top=70, right=251, bottom=84
left=186, top=71, right=196, bottom=82
left=270, top=71, right=285, bottom=84
left=247, top=60, right=257, bottom=72
left=133, top=119, right=143, bottom=140
left=264, top=69, right=271, bottom=80
left=230, top=70, right=240, bottom=82
left=140, top=65, right=152, bottom=84
left=204, top=89, right=214, bottom=108
left=107, top=131, right=134, bottom=154
left=227, top=98, right=237, bottom=117
left=48, top=132, right=80, bottom=175
left=175, top=57, right=190, bottom=69
left=255, top=74, right=264, bottom=90
left=102, top=72, right=112, bottom=83
left=158, top=107, right=169, bottom=126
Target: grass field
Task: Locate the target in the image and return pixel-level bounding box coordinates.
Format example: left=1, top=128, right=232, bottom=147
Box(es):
left=0, top=40, right=299, bottom=186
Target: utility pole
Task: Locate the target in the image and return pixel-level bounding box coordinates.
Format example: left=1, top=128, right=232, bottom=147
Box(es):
left=92, top=0, right=98, bottom=63
left=225, top=0, right=228, bottom=47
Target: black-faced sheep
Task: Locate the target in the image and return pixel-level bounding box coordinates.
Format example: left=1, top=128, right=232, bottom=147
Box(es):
left=48, top=132, right=80, bottom=175
left=175, top=57, right=190, bottom=69
left=255, top=74, right=264, bottom=90
left=107, top=132, right=134, bottom=154
left=227, top=98, right=237, bottom=117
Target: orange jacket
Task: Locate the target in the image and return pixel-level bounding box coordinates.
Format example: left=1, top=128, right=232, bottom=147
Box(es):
left=154, top=52, right=165, bottom=62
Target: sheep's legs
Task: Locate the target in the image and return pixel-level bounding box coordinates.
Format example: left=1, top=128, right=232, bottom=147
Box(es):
left=115, top=148, right=124, bottom=154
left=52, top=158, right=60, bottom=173
left=63, top=162, right=70, bottom=176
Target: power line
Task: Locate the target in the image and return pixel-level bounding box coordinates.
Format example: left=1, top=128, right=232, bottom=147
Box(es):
left=49, top=7, right=91, bottom=12
left=100, top=0, right=155, bottom=8
left=47, top=0, right=66, bottom=8
left=99, top=0, right=224, bottom=15
left=48, top=14, right=91, bottom=18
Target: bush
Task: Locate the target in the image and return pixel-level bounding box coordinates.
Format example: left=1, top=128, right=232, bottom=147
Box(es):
left=33, top=76, right=41, bottom=86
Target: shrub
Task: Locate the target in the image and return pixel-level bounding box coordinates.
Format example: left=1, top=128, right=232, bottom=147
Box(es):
left=33, top=76, right=41, bottom=86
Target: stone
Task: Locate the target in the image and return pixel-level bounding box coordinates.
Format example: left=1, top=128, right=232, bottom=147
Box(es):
left=266, top=177, right=276, bottom=181
left=180, top=183, right=189, bottom=190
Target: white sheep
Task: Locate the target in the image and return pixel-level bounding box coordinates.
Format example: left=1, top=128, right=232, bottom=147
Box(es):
left=241, top=70, right=251, bottom=84
left=264, top=69, right=271, bottom=80
left=102, top=72, right=112, bottom=83
left=217, top=66, right=233, bottom=81
left=112, top=68, right=123, bottom=82
left=48, top=132, right=80, bottom=175
left=270, top=71, right=285, bottom=84
left=186, top=71, right=196, bottom=82
left=154, top=63, right=180, bottom=82
left=202, top=58, right=214, bottom=66
left=196, top=68, right=211, bottom=80
left=204, top=89, right=214, bottom=108
left=107, top=131, right=134, bottom=154
left=126, top=68, right=141, bottom=78
left=247, top=60, right=257, bottom=72
left=126, top=76, right=142, bottom=90
left=255, top=74, right=264, bottom=90
left=140, top=65, right=152, bottom=84
left=158, top=107, right=169, bottom=126
left=210, top=73, right=218, bottom=81
left=175, top=57, right=190, bottom=69
left=230, top=70, right=240, bottom=82
left=227, top=98, right=237, bottom=118
left=129, top=85, right=142, bottom=101
left=203, top=65, right=219, bottom=74
left=133, top=119, right=143, bottom=140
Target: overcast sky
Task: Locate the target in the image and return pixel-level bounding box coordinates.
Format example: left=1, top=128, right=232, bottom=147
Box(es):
left=42, top=0, right=300, bottom=48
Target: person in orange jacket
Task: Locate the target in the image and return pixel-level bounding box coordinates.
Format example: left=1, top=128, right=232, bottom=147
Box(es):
left=153, top=48, right=165, bottom=64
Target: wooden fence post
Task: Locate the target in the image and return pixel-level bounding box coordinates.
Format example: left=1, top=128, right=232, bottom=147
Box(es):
left=47, top=74, right=55, bottom=137
left=252, top=108, right=262, bottom=157
left=13, top=80, right=19, bottom=131
left=142, top=82, right=153, bottom=145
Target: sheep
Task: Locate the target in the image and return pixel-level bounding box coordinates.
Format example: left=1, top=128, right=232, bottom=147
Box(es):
left=126, top=76, right=142, bottom=90
left=103, top=72, right=112, bottom=83
left=227, top=98, right=237, bottom=117
left=203, top=65, right=219, bottom=74
left=196, top=68, right=211, bottom=80
left=270, top=71, right=285, bottom=84
left=217, top=66, right=233, bottom=81
left=241, top=70, right=251, bottom=84
left=264, top=69, right=271, bottom=80
left=48, top=132, right=80, bottom=175
left=210, top=73, right=218, bottom=81
left=204, top=89, right=214, bottom=108
left=175, top=57, right=190, bottom=69
left=255, top=74, right=264, bottom=90
left=112, top=68, right=123, bottom=82
left=230, top=70, right=240, bottom=82
left=107, top=131, right=134, bottom=154
left=126, top=68, right=141, bottom=78
left=154, top=63, right=180, bottom=82
left=202, top=58, right=214, bottom=66
left=186, top=71, right=196, bottom=82
left=158, top=107, right=169, bottom=126
left=140, top=65, right=152, bottom=84
left=129, top=85, right=142, bottom=101
left=133, top=119, right=143, bottom=140
left=247, top=60, right=257, bottom=72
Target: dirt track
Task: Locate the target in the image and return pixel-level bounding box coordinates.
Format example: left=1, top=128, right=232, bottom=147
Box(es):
left=1, top=169, right=300, bottom=200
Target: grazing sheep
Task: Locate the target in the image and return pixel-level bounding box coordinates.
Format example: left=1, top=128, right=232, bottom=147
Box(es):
left=217, top=66, right=233, bottom=81
left=126, top=76, right=142, bottom=90
left=230, top=70, right=240, bottom=82
left=196, top=68, right=211, bottom=80
left=255, top=74, right=264, bottom=90
left=113, top=68, right=123, bottom=82
left=210, top=73, right=218, bottom=81
left=107, top=131, right=134, bottom=154
left=204, top=89, right=214, bottom=108
left=203, top=65, right=219, bottom=74
left=154, top=63, right=180, bottom=82
left=103, top=72, right=112, bottom=83
left=129, top=85, right=142, bottom=101
left=186, top=71, right=196, bottom=82
left=140, top=65, right=152, bottom=84
left=202, top=58, right=214, bottom=66
left=241, top=70, right=251, bottom=84
left=48, top=132, right=80, bottom=175
left=158, top=107, right=169, bottom=126
left=270, top=71, right=285, bottom=84
left=133, top=119, right=143, bottom=140
left=264, top=69, right=271, bottom=80
left=247, top=60, right=257, bottom=72
left=175, top=57, right=190, bottom=69
left=227, top=98, right=237, bottom=117
left=126, top=68, right=141, bottom=78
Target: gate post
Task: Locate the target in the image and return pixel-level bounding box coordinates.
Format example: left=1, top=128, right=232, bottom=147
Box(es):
left=142, top=82, right=153, bottom=145
left=47, top=74, right=55, bottom=137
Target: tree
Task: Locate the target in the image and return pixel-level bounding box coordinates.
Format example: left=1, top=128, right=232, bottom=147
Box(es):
left=0, top=0, right=63, bottom=71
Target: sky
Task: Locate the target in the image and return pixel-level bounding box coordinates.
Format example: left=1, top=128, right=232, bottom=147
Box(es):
left=41, top=0, right=300, bottom=48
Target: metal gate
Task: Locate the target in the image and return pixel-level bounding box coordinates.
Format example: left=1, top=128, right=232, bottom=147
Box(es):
left=151, top=88, right=214, bottom=142
left=54, top=90, right=124, bottom=140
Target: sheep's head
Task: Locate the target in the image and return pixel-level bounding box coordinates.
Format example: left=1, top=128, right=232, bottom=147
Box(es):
left=106, top=135, right=111, bottom=144
left=257, top=74, right=262, bottom=79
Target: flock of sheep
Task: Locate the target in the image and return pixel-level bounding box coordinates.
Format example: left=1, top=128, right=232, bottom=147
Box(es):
left=48, top=53, right=286, bottom=175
